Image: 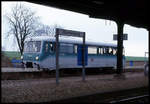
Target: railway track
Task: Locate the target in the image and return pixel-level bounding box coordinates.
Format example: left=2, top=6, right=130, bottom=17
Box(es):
left=51, top=87, right=149, bottom=103
left=110, top=94, right=149, bottom=103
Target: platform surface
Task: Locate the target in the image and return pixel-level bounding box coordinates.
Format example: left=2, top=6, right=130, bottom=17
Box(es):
left=1, top=67, right=42, bottom=72
left=1, top=71, right=148, bottom=103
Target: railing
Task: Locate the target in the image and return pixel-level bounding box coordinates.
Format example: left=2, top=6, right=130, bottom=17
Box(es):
left=11, top=59, right=23, bottom=68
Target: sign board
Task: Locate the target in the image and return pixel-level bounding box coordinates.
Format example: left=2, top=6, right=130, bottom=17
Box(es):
left=55, top=28, right=86, bottom=84
left=56, top=28, right=85, bottom=37
left=113, top=34, right=128, bottom=40
left=77, top=45, right=88, bottom=66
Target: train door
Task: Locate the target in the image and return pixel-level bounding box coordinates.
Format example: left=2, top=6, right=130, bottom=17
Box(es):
left=42, top=41, right=50, bottom=68
left=44, top=41, right=50, bottom=55
left=77, top=44, right=88, bottom=66
left=42, top=41, right=55, bottom=69
left=50, top=42, right=56, bottom=69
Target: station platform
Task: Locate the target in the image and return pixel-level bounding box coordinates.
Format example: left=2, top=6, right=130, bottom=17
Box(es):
left=1, top=70, right=148, bottom=103
left=2, top=67, right=42, bottom=72
left=1, top=67, right=144, bottom=80
left=1, top=66, right=144, bottom=73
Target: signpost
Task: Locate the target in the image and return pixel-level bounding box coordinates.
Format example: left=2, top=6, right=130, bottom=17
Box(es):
left=113, top=34, right=128, bottom=40
left=55, top=28, right=86, bottom=85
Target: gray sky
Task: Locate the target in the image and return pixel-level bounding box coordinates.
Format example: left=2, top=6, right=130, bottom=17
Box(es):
left=2, top=1, right=149, bottom=57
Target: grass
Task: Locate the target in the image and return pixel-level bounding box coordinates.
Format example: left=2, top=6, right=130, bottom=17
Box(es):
left=2, top=51, right=21, bottom=60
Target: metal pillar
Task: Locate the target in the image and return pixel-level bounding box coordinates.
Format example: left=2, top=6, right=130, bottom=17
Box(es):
left=148, top=29, right=149, bottom=57
left=82, top=33, right=86, bottom=81
left=116, top=21, right=124, bottom=74
left=56, top=29, right=59, bottom=85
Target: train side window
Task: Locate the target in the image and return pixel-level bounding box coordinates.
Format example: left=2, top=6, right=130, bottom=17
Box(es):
left=101, top=48, right=103, bottom=54
left=113, top=48, right=117, bottom=55
left=60, top=43, right=73, bottom=54
left=97, top=47, right=99, bottom=55
left=103, top=47, right=108, bottom=55
left=88, top=46, right=97, bottom=54
left=98, top=47, right=100, bottom=54
left=106, top=47, right=109, bottom=55
left=74, top=45, right=77, bottom=54
left=109, top=47, right=113, bottom=55
left=98, top=47, right=103, bottom=55
left=103, top=47, right=106, bottom=54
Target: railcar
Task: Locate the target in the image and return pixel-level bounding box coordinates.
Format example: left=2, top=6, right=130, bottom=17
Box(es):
left=21, top=36, right=126, bottom=70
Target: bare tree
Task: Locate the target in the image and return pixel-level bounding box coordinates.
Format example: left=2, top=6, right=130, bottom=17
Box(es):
left=34, top=23, right=64, bottom=37
left=5, top=3, right=39, bottom=55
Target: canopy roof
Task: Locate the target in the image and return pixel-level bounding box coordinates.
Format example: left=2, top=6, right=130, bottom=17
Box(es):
left=29, top=0, right=148, bottom=30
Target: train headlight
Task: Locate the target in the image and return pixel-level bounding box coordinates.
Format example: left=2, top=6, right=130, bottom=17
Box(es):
left=36, top=56, right=39, bottom=60
left=21, top=56, right=23, bottom=59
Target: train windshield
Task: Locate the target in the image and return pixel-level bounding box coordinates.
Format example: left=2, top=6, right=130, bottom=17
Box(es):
left=24, top=41, right=41, bottom=53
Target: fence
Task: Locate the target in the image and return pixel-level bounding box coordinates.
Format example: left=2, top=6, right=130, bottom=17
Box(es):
left=11, top=59, right=23, bottom=68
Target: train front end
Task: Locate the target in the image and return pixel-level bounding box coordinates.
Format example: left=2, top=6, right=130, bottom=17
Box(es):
left=21, top=40, right=42, bottom=69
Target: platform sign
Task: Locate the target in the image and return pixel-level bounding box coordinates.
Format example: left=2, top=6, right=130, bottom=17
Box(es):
left=113, top=34, right=128, bottom=40
left=55, top=28, right=86, bottom=84
left=77, top=45, right=88, bottom=66
left=57, top=28, right=85, bottom=37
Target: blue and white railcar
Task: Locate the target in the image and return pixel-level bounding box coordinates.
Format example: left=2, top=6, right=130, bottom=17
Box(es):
left=22, top=36, right=126, bottom=70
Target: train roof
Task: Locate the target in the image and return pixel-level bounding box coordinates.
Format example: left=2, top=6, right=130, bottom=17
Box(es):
left=26, top=36, right=117, bottom=47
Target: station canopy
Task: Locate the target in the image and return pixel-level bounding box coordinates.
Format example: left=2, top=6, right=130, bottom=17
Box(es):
left=29, top=0, right=148, bottom=30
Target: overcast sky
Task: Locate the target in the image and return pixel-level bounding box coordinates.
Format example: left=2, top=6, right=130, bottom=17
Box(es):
left=1, top=1, right=149, bottom=57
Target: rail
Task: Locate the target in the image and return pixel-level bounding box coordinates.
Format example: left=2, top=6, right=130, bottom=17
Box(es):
left=110, top=95, right=149, bottom=103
